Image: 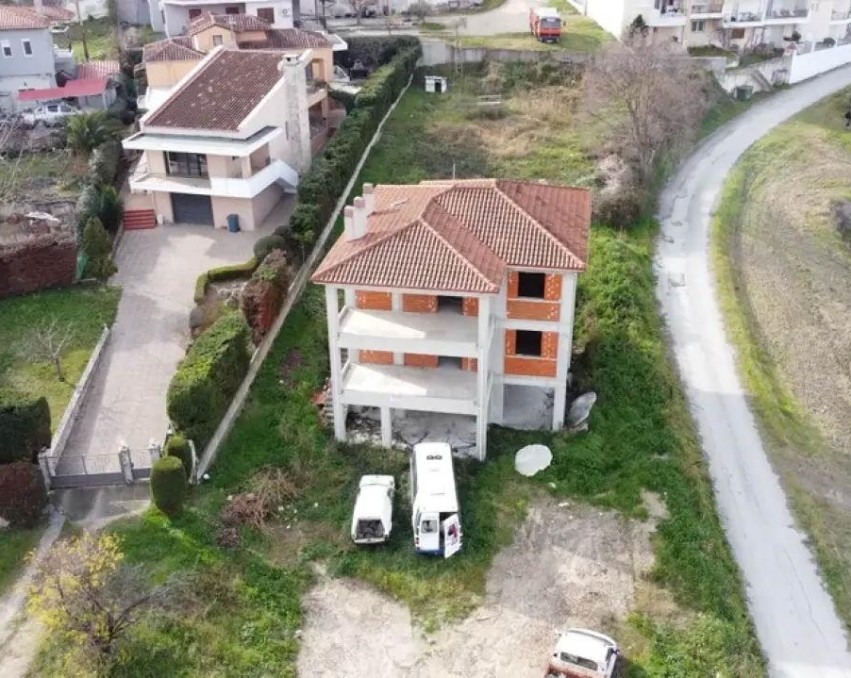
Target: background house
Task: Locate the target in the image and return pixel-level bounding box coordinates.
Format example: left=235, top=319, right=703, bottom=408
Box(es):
left=0, top=5, right=61, bottom=111
left=153, top=0, right=295, bottom=37
left=312, top=179, right=591, bottom=457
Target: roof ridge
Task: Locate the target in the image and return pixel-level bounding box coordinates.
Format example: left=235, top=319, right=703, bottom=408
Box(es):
left=313, top=219, right=421, bottom=279
left=492, top=182, right=581, bottom=267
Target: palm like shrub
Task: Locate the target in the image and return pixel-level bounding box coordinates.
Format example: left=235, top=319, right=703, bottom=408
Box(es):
left=66, top=111, right=121, bottom=155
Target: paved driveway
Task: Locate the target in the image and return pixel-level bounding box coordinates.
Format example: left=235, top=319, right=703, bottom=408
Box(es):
left=62, top=220, right=276, bottom=464
left=657, top=66, right=851, bottom=676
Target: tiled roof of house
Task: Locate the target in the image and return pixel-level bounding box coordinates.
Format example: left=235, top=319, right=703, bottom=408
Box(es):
left=312, top=180, right=591, bottom=294
left=38, top=5, right=75, bottom=22
left=253, top=28, right=331, bottom=49
left=144, top=48, right=285, bottom=131
left=0, top=6, right=50, bottom=30
left=143, top=36, right=202, bottom=63
left=189, top=12, right=270, bottom=35
left=76, top=59, right=120, bottom=79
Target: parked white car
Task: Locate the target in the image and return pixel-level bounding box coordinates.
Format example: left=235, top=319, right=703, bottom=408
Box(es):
left=545, top=629, right=619, bottom=678
left=21, top=103, right=79, bottom=127
left=351, top=475, right=395, bottom=544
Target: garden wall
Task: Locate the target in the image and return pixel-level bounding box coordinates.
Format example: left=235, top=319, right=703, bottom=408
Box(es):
left=419, top=39, right=591, bottom=67
left=0, top=233, right=76, bottom=298
left=789, top=42, right=851, bottom=84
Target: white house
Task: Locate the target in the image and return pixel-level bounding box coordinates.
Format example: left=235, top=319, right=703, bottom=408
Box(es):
left=151, top=0, right=294, bottom=37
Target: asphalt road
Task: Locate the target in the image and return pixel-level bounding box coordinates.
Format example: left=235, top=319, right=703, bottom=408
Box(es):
left=657, top=66, right=851, bottom=677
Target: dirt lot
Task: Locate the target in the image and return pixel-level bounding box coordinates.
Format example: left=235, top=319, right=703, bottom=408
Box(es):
left=298, top=496, right=673, bottom=677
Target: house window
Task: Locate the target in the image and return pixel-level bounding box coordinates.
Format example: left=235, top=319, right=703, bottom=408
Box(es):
left=188, top=8, right=202, bottom=18
left=213, top=35, right=223, bottom=46
left=517, top=272, right=547, bottom=299
left=21, top=39, right=32, bottom=56
left=691, top=20, right=705, bottom=32
left=166, top=152, right=208, bottom=178
left=225, top=5, right=240, bottom=13
left=257, top=7, right=275, bottom=22
left=1, top=41, right=11, bottom=57
left=731, top=27, right=745, bottom=39
left=515, top=330, right=543, bottom=357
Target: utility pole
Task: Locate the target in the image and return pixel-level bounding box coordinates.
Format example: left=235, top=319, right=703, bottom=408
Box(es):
left=73, top=0, right=89, bottom=61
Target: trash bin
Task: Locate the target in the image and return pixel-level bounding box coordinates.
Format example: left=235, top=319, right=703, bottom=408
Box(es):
left=227, top=214, right=240, bottom=233
left=734, top=85, right=754, bottom=101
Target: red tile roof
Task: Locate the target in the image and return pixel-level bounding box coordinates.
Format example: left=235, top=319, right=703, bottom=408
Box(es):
left=38, top=5, right=75, bottom=22
left=144, top=49, right=286, bottom=131
left=247, top=28, right=331, bottom=50
left=189, top=12, right=270, bottom=35
left=312, top=180, right=591, bottom=294
left=18, top=77, right=109, bottom=101
left=143, top=36, right=202, bottom=63
left=76, top=60, right=120, bottom=79
left=0, top=6, right=50, bottom=29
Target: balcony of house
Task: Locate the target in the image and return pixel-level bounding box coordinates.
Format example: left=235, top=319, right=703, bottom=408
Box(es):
left=723, top=3, right=766, bottom=26
left=336, top=306, right=480, bottom=357
left=763, top=1, right=808, bottom=23
left=648, top=0, right=688, bottom=26
left=339, top=361, right=480, bottom=415
left=690, top=2, right=724, bottom=17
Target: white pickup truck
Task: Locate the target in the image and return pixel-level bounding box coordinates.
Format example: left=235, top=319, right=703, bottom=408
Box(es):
left=351, top=475, right=395, bottom=544
left=21, top=103, right=80, bottom=127
left=544, top=629, right=619, bottom=678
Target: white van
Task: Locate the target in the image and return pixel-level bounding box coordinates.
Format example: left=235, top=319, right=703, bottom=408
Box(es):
left=410, top=442, right=462, bottom=558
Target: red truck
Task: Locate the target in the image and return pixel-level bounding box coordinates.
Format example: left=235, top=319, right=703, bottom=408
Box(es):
left=530, top=7, right=561, bottom=43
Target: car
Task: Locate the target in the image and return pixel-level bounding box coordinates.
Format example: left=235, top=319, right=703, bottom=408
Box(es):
left=544, top=629, right=619, bottom=678
left=351, top=475, right=395, bottom=544
left=21, top=103, right=79, bottom=127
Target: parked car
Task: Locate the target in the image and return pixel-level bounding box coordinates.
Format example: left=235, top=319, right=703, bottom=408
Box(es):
left=544, top=629, right=619, bottom=678
left=21, top=103, right=79, bottom=127
left=351, top=475, right=395, bottom=544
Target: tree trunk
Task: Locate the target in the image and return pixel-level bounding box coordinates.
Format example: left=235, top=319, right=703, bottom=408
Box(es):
left=53, top=357, right=64, bottom=381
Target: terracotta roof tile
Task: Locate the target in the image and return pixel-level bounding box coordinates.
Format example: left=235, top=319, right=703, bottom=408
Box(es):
left=143, top=36, right=202, bottom=63
left=144, top=49, right=285, bottom=131
left=38, top=5, right=74, bottom=22
left=0, top=6, right=50, bottom=29
left=247, top=28, right=331, bottom=49
left=312, top=180, right=591, bottom=294
left=189, top=12, right=270, bottom=35
left=76, top=60, right=120, bottom=79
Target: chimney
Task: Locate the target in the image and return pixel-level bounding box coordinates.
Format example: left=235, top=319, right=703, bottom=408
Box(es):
left=352, top=197, right=368, bottom=239
left=343, top=205, right=356, bottom=240
left=362, top=183, right=375, bottom=215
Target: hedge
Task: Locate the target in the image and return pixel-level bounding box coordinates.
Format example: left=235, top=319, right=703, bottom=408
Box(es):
left=150, top=455, right=186, bottom=517
left=86, top=139, right=121, bottom=186
left=289, top=40, right=421, bottom=241
left=0, top=462, right=47, bottom=527
left=0, top=394, right=51, bottom=464
left=336, top=35, right=421, bottom=69
left=193, top=257, right=259, bottom=304
left=166, top=313, right=251, bottom=447
left=165, top=433, right=193, bottom=477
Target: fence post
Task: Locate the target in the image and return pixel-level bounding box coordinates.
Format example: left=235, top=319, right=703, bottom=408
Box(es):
left=188, top=439, right=198, bottom=485
left=118, top=445, right=133, bottom=484
left=148, top=439, right=162, bottom=465
left=37, top=448, right=52, bottom=491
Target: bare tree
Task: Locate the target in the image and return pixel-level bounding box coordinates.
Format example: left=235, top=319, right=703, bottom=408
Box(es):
left=23, top=317, right=75, bottom=381
left=582, top=36, right=708, bottom=187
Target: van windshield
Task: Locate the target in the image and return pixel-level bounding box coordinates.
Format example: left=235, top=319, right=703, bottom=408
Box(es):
left=541, top=17, right=561, bottom=28
left=421, top=519, right=438, bottom=534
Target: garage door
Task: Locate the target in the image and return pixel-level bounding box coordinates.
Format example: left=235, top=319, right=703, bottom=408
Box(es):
left=171, top=193, right=213, bottom=225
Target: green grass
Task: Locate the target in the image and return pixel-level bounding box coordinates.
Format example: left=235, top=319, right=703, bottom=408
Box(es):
left=456, top=16, right=610, bottom=52
left=0, top=151, right=88, bottom=201
left=0, top=285, right=121, bottom=430
left=0, top=526, right=41, bottom=594
left=65, top=18, right=162, bottom=61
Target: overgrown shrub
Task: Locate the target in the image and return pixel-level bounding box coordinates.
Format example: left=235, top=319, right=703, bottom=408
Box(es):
left=336, top=35, right=420, bottom=70
left=0, top=393, right=51, bottom=464
left=82, top=217, right=117, bottom=281
left=66, top=110, right=121, bottom=156
left=86, top=139, right=121, bottom=186
left=76, top=184, right=124, bottom=238
left=593, top=187, right=644, bottom=230
left=150, top=455, right=186, bottom=517
left=241, top=250, right=290, bottom=343
left=165, top=433, right=193, bottom=478
left=166, top=313, right=251, bottom=447
left=0, top=462, right=47, bottom=527
left=253, top=235, right=286, bottom=261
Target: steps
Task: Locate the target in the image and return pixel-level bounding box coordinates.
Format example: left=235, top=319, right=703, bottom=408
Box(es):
left=123, top=209, right=157, bottom=231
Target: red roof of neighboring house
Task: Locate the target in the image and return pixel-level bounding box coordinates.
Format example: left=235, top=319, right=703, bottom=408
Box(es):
left=245, top=28, right=331, bottom=50
left=76, top=60, right=120, bottom=79
left=38, top=5, right=75, bottom=21
left=189, top=12, right=271, bottom=35
left=142, top=36, right=202, bottom=63
left=144, top=49, right=287, bottom=131
left=0, top=6, right=50, bottom=29
left=17, top=77, right=109, bottom=101
left=312, top=180, right=591, bottom=294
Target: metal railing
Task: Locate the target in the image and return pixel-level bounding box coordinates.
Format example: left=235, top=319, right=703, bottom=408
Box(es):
left=691, top=2, right=724, bottom=13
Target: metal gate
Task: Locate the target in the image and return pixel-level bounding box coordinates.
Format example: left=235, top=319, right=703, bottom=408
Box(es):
left=39, top=444, right=158, bottom=490
left=171, top=193, right=213, bottom=225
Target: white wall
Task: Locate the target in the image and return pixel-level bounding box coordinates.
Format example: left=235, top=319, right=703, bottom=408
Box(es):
left=789, top=41, right=851, bottom=82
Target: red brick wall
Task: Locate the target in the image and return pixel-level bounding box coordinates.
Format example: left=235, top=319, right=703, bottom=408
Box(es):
left=402, top=294, right=437, bottom=313
left=503, top=330, right=558, bottom=377
left=461, top=357, right=478, bottom=372
left=356, top=290, right=392, bottom=311
left=404, top=353, right=439, bottom=368
left=360, top=350, right=393, bottom=365
left=462, top=298, right=479, bottom=316
left=506, top=271, right=563, bottom=321
left=0, top=236, right=76, bottom=299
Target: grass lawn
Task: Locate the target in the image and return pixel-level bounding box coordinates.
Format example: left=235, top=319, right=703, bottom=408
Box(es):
left=32, top=66, right=763, bottom=676
left=0, top=527, right=41, bottom=594
left=0, top=151, right=88, bottom=202
left=712, top=88, right=851, bottom=631
left=455, top=16, right=610, bottom=52
left=0, top=284, right=121, bottom=431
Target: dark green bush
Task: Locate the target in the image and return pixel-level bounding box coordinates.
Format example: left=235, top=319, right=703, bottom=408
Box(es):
left=0, top=394, right=51, bottom=464
left=165, top=433, right=193, bottom=477
left=166, top=313, right=251, bottom=447
left=82, top=217, right=117, bottom=280
left=86, top=139, right=121, bottom=186
left=336, top=35, right=421, bottom=69
left=253, top=235, right=286, bottom=261
left=150, top=455, right=186, bottom=517
left=0, top=462, right=47, bottom=527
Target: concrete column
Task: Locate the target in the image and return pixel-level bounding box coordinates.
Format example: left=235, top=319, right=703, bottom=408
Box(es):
left=343, top=288, right=358, bottom=362
left=476, top=296, right=492, bottom=460
left=553, top=273, right=578, bottom=430
left=37, top=448, right=52, bottom=491
left=240, top=155, right=252, bottom=178
left=118, top=445, right=133, bottom=484
left=325, top=285, right=347, bottom=441
left=148, top=439, right=162, bottom=465
left=380, top=407, right=392, bottom=447
left=491, top=280, right=509, bottom=425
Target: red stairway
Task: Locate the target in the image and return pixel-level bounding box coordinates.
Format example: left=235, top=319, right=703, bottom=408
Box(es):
left=123, top=209, right=157, bottom=230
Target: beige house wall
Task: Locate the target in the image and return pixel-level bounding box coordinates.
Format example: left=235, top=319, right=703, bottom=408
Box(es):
left=152, top=191, right=175, bottom=222
left=192, top=26, right=267, bottom=52
left=147, top=149, right=167, bottom=174
left=252, top=183, right=284, bottom=225
left=212, top=195, right=255, bottom=230
left=146, top=60, right=200, bottom=89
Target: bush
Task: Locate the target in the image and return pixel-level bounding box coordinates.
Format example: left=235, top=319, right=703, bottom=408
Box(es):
left=76, top=184, right=124, bottom=239
left=82, top=217, right=117, bottom=281
left=165, top=433, right=193, bottom=478
left=0, top=462, right=47, bottom=527
left=0, top=394, right=51, bottom=464
left=86, top=139, right=121, bottom=186
left=150, top=455, right=186, bottom=517
left=337, top=35, right=421, bottom=69
left=66, top=111, right=121, bottom=155
left=166, top=313, right=251, bottom=447
left=253, top=235, right=286, bottom=261
left=593, top=187, right=644, bottom=230
left=241, top=250, right=290, bottom=343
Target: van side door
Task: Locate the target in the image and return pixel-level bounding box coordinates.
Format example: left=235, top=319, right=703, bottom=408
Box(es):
left=442, top=515, right=462, bottom=558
